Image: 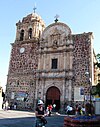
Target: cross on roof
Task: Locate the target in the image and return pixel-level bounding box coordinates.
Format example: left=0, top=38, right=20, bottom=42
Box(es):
left=33, top=5, right=37, bottom=13
left=54, top=14, right=59, bottom=23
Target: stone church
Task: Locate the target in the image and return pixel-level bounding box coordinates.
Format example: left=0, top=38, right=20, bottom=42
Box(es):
left=5, top=11, right=96, bottom=111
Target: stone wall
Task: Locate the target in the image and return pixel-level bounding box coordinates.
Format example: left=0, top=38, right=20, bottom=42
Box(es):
left=72, top=33, right=93, bottom=97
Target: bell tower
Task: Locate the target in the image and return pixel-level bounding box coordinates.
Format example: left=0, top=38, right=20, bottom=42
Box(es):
left=16, top=13, right=45, bottom=41
left=6, top=11, right=45, bottom=109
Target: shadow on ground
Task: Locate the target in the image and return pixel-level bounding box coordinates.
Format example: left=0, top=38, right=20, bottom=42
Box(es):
left=0, top=115, right=64, bottom=127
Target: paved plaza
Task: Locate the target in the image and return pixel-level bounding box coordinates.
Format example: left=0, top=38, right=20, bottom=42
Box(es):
left=0, top=110, right=65, bottom=127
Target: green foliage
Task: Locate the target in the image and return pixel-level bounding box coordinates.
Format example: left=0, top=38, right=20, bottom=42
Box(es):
left=91, top=86, right=97, bottom=95
left=96, top=62, right=100, bottom=68
left=92, top=83, right=100, bottom=96
left=91, top=83, right=100, bottom=97
left=96, top=53, right=100, bottom=63
left=93, top=54, right=100, bottom=96
left=96, top=83, right=100, bottom=96
left=95, top=54, right=100, bottom=68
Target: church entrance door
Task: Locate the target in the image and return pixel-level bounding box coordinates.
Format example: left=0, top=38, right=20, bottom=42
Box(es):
left=46, top=86, right=60, bottom=111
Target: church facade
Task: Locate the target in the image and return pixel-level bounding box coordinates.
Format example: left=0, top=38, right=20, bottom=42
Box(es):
left=5, top=12, right=95, bottom=111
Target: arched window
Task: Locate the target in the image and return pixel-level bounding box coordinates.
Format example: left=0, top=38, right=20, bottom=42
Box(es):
left=28, top=28, right=32, bottom=39
left=20, top=29, right=24, bottom=41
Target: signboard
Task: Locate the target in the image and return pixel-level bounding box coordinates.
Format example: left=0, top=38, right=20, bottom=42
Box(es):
left=80, top=87, right=84, bottom=95
left=95, top=101, right=100, bottom=115
left=16, top=92, right=27, bottom=101
left=95, top=96, right=100, bottom=101
left=85, top=95, right=95, bottom=101
left=74, top=87, right=84, bottom=101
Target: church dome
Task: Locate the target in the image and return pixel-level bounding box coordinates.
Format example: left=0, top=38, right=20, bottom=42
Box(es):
left=21, top=12, right=45, bottom=25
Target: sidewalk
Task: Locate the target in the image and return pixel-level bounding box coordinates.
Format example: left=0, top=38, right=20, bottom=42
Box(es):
left=0, top=109, right=35, bottom=119
left=0, top=110, right=65, bottom=127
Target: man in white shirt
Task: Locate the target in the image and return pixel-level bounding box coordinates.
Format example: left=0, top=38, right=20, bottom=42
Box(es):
left=66, top=105, right=73, bottom=115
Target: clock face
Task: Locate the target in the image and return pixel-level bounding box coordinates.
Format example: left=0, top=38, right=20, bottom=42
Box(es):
left=20, top=47, right=25, bottom=53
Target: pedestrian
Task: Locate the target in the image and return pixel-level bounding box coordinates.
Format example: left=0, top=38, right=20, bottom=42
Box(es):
left=34, top=100, right=47, bottom=127
left=48, top=104, right=53, bottom=116
left=85, top=102, right=95, bottom=115
left=75, top=104, right=79, bottom=115
left=53, top=103, right=56, bottom=112
left=46, top=106, right=49, bottom=116
left=5, top=101, right=9, bottom=110
left=14, top=102, right=17, bottom=110
left=81, top=104, right=85, bottom=115
left=65, top=105, right=73, bottom=115
left=77, top=104, right=82, bottom=115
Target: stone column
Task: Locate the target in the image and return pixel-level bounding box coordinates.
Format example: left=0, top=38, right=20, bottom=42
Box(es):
left=69, top=52, right=73, bottom=70
left=68, top=79, right=72, bottom=101
left=43, top=54, right=46, bottom=70
left=66, top=52, right=70, bottom=69
left=38, top=54, right=41, bottom=70
left=65, top=80, right=69, bottom=101
left=63, top=52, right=67, bottom=70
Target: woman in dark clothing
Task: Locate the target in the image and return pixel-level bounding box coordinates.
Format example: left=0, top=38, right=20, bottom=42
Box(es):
left=35, top=100, right=47, bottom=127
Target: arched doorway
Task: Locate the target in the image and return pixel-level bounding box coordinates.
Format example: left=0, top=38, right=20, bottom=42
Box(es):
left=46, top=86, right=60, bottom=111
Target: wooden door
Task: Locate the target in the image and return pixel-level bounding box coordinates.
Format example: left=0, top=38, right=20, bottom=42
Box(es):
left=46, top=86, right=60, bottom=110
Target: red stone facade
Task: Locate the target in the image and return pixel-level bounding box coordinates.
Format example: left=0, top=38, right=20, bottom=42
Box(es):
left=5, top=12, right=96, bottom=111
left=72, top=33, right=93, bottom=97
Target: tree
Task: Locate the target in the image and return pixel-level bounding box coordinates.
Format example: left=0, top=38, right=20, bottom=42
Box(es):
left=95, top=54, right=100, bottom=68
left=96, top=53, right=100, bottom=61
left=96, top=83, right=100, bottom=96
left=93, top=54, right=100, bottom=96
left=91, top=83, right=100, bottom=96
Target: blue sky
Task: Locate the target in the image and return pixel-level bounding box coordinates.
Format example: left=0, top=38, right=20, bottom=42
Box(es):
left=0, top=0, right=100, bottom=91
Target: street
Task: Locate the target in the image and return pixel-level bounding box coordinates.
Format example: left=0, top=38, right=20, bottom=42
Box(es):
left=0, top=110, right=65, bottom=127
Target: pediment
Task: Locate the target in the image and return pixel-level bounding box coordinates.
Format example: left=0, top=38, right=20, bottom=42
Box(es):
left=41, top=22, right=72, bottom=39
left=40, top=22, right=72, bottom=48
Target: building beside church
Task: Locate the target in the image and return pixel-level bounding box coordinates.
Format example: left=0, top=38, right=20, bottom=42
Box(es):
left=0, top=86, right=3, bottom=109
left=5, top=11, right=98, bottom=111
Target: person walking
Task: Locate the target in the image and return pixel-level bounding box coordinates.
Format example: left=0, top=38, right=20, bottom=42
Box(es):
left=77, top=104, right=82, bottom=115
left=81, top=104, right=85, bottom=115
left=65, top=105, right=73, bottom=115
left=48, top=104, right=53, bottom=116
left=34, top=100, right=47, bottom=127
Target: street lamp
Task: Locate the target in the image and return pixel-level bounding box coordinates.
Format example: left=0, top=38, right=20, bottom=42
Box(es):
left=85, top=71, right=92, bottom=115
